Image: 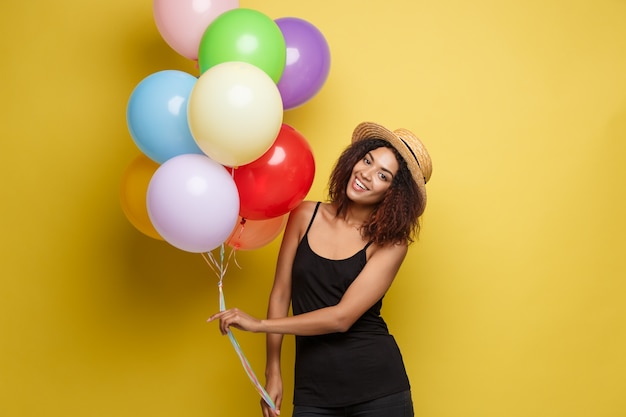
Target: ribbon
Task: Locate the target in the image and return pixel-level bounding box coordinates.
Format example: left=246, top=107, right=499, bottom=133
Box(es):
left=202, top=245, right=277, bottom=413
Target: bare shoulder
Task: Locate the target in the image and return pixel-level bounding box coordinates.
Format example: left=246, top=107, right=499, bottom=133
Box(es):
left=288, top=200, right=319, bottom=224
left=284, top=200, right=321, bottom=240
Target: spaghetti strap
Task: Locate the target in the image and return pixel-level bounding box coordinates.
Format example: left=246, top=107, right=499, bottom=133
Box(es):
left=363, top=241, right=374, bottom=251
left=304, top=202, right=321, bottom=237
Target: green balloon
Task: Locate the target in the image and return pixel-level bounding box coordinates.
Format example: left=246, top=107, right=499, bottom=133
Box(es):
left=198, top=8, right=286, bottom=83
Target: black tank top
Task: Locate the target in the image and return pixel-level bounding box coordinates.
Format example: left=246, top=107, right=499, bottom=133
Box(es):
left=291, top=202, right=410, bottom=407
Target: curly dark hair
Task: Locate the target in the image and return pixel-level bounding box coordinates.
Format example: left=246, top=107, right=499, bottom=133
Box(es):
left=328, top=138, right=424, bottom=246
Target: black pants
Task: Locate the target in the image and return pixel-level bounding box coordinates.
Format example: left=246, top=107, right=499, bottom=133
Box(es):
left=292, top=390, right=414, bottom=417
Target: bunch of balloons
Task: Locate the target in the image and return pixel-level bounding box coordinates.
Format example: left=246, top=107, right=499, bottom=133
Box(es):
left=120, top=0, right=331, bottom=254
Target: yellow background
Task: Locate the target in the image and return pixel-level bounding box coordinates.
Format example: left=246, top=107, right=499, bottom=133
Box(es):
left=1, top=0, right=625, bottom=416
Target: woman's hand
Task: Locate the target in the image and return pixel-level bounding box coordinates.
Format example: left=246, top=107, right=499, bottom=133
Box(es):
left=207, top=308, right=262, bottom=335
left=261, top=375, right=283, bottom=417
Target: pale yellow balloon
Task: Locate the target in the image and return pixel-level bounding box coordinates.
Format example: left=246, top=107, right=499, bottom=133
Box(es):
left=187, top=61, right=284, bottom=167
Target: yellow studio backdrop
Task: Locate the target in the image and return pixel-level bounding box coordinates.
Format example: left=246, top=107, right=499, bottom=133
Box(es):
left=1, top=0, right=625, bottom=416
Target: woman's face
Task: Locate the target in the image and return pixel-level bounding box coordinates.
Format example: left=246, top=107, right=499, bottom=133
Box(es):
left=347, top=146, right=399, bottom=206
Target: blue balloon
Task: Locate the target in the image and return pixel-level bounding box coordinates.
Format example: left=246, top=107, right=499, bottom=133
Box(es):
left=127, top=70, right=203, bottom=163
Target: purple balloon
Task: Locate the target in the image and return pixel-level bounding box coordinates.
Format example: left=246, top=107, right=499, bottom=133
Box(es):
left=276, top=17, right=331, bottom=110
left=147, top=154, right=240, bottom=253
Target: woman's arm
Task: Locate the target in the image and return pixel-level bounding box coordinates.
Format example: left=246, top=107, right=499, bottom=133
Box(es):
left=260, top=202, right=316, bottom=416
left=209, top=240, right=408, bottom=336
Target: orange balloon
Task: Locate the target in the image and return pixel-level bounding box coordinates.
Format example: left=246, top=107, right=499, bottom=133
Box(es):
left=226, top=215, right=288, bottom=250
left=120, top=154, right=162, bottom=240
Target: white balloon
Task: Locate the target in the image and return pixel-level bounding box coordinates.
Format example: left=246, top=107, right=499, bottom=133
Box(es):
left=147, top=154, right=240, bottom=253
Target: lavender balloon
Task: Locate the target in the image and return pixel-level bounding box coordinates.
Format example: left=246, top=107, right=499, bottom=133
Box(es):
left=147, top=154, right=240, bottom=253
left=276, top=17, right=331, bottom=110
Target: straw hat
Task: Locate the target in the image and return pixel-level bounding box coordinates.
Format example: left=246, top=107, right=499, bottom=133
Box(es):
left=352, top=121, right=432, bottom=214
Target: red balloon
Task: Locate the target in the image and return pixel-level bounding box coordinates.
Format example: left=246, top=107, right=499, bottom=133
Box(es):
left=234, top=124, right=315, bottom=220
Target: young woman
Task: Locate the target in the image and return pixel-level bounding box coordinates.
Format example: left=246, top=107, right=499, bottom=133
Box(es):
left=209, top=121, right=433, bottom=417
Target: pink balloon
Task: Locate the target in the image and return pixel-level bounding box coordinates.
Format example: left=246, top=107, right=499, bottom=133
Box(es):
left=147, top=154, right=240, bottom=253
left=153, top=0, right=240, bottom=60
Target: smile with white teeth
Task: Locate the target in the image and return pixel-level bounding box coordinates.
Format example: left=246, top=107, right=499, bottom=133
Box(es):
left=355, top=178, right=367, bottom=190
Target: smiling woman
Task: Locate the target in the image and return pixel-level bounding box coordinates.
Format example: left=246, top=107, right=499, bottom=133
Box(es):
left=208, top=121, right=432, bottom=417
left=347, top=146, right=399, bottom=204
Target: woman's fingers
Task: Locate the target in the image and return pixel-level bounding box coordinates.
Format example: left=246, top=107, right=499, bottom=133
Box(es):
left=207, top=310, right=232, bottom=335
left=260, top=399, right=280, bottom=416
left=207, top=308, right=260, bottom=334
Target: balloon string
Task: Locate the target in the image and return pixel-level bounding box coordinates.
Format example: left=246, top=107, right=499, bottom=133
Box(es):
left=226, top=218, right=247, bottom=252
left=202, top=245, right=277, bottom=412
left=235, top=218, right=247, bottom=244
